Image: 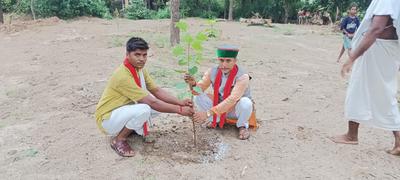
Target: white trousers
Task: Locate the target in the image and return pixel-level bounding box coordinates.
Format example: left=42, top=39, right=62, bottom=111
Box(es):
left=102, top=104, right=158, bottom=136
left=194, top=93, right=253, bottom=128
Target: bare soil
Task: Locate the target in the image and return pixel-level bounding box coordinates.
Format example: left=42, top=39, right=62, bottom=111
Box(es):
left=1, top=17, right=399, bottom=180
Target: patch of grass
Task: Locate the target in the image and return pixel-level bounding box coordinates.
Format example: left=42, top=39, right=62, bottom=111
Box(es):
left=283, top=28, right=295, bottom=36
left=272, top=26, right=295, bottom=36
left=149, top=66, right=177, bottom=87
left=109, top=35, right=125, bottom=48
left=153, top=34, right=169, bottom=48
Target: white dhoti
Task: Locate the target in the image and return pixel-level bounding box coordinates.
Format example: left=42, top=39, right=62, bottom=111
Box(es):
left=102, top=104, right=159, bottom=136
left=345, top=39, right=400, bottom=131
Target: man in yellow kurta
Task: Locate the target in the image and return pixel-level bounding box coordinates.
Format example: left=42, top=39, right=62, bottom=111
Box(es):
left=184, top=45, right=253, bottom=140
left=95, top=37, right=194, bottom=157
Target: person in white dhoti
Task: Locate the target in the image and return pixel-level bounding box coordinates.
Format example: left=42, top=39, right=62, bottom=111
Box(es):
left=331, top=0, right=400, bottom=156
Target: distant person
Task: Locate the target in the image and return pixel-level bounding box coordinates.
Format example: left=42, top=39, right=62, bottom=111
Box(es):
left=298, top=9, right=306, bottom=25
left=337, top=4, right=360, bottom=62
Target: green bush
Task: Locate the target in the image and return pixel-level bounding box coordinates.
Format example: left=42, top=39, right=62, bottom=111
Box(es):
left=1, top=0, right=18, bottom=12
left=180, top=0, right=224, bottom=18
left=152, top=7, right=170, bottom=19
left=123, top=0, right=152, bottom=19
left=56, top=0, right=111, bottom=19
left=9, top=0, right=110, bottom=19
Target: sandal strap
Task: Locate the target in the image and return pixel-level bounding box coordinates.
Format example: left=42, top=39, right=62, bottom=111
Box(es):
left=112, top=140, right=133, bottom=155
left=239, top=127, right=250, bottom=140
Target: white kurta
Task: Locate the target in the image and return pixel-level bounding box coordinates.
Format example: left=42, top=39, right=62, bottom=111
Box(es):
left=345, top=0, right=400, bottom=131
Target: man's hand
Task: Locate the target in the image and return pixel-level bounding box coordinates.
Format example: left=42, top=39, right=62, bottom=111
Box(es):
left=180, top=99, right=193, bottom=107
left=193, top=111, right=208, bottom=124
left=178, top=106, right=194, bottom=116
left=341, top=52, right=357, bottom=78
left=341, top=60, right=354, bottom=78
left=184, top=73, right=196, bottom=86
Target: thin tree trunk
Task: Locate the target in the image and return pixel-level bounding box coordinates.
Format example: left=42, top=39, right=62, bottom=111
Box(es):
left=0, top=1, right=4, bottom=24
left=30, top=0, right=36, bottom=20
left=335, top=6, right=339, bottom=22
left=223, top=0, right=228, bottom=19
left=283, top=1, right=289, bottom=24
left=123, top=0, right=129, bottom=9
left=228, top=0, right=233, bottom=21
left=170, top=0, right=180, bottom=46
left=144, top=0, right=151, bottom=9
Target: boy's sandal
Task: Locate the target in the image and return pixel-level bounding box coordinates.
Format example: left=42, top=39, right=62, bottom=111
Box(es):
left=110, top=139, right=135, bottom=157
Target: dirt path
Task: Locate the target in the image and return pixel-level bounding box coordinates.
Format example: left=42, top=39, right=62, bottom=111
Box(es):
left=0, top=18, right=399, bottom=179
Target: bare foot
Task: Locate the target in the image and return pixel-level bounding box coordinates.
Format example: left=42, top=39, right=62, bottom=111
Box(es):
left=330, top=134, right=358, bottom=145
left=386, top=147, right=400, bottom=156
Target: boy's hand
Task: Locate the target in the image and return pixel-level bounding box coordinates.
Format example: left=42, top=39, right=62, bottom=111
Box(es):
left=347, top=33, right=354, bottom=38
left=180, top=99, right=193, bottom=107
left=178, top=106, right=194, bottom=116
left=184, top=73, right=196, bottom=86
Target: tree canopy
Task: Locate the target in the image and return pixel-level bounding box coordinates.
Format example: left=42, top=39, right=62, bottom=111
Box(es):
left=0, top=0, right=372, bottom=23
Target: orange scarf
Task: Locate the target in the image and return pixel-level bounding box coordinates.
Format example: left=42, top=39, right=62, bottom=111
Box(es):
left=212, top=65, right=238, bottom=128
left=124, top=58, right=149, bottom=136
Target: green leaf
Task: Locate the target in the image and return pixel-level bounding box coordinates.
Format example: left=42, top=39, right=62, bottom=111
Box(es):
left=25, top=148, right=38, bottom=157
left=193, top=86, right=202, bottom=93
left=194, top=54, right=203, bottom=64
left=195, top=32, right=208, bottom=41
left=192, top=40, right=202, bottom=51
left=178, top=58, right=188, bottom=65
left=172, top=46, right=184, bottom=56
left=176, top=21, right=188, bottom=32
left=175, top=82, right=187, bottom=89
left=174, top=69, right=187, bottom=74
left=189, top=66, right=198, bottom=75
left=183, top=34, right=193, bottom=44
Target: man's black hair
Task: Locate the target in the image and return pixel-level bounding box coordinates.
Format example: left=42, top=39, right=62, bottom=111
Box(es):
left=126, top=37, right=149, bottom=53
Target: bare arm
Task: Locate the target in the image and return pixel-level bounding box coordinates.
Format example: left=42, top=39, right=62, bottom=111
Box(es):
left=195, top=69, right=212, bottom=91
left=349, top=15, right=391, bottom=62
left=211, top=74, right=250, bottom=115
left=150, top=87, right=184, bottom=106
left=138, top=94, right=193, bottom=116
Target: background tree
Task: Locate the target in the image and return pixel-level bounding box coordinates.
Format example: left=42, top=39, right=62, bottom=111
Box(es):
left=30, top=0, right=35, bottom=20
left=0, top=0, right=373, bottom=23
left=0, top=1, right=4, bottom=24
left=170, top=0, right=180, bottom=46
left=228, top=0, right=233, bottom=21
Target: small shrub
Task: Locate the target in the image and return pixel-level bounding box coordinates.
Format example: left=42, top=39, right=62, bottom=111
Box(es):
left=123, top=0, right=152, bottom=20
left=152, top=7, right=170, bottom=19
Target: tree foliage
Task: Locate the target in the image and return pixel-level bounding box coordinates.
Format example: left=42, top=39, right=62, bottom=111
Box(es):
left=1, top=0, right=372, bottom=22
left=1, top=0, right=111, bottom=19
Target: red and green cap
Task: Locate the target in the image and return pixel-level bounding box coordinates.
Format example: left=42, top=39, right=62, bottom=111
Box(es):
left=216, top=45, right=239, bottom=58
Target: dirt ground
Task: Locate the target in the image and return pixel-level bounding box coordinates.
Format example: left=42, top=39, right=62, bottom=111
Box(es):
left=0, top=17, right=399, bottom=180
